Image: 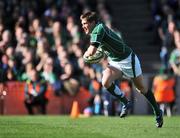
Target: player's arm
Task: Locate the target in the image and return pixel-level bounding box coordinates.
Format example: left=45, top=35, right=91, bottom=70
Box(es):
left=83, top=24, right=104, bottom=61
left=83, top=45, right=97, bottom=58
left=84, top=23, right=104, bottom=58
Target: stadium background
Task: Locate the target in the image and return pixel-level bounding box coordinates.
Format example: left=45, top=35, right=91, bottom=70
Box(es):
left=0, top=0, right=180, bottom=116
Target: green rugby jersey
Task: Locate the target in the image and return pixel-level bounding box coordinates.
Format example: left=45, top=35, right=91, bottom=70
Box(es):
left=90, top=23, right=132, bottom=61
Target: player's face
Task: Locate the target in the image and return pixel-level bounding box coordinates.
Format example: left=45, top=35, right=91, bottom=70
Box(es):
left=81, top=19, right=95, bottom=34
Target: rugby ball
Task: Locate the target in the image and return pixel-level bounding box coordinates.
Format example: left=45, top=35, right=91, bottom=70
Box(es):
left=83, top=49, right=104, bottom=64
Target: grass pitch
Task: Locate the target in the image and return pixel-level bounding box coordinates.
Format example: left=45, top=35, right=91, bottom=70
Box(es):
left=0, top=115, right=179, bottom=138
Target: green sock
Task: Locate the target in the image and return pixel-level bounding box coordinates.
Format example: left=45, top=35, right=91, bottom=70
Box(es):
left=143, top=89, right=160, bottom=116
left=107, top=83, right=128, bottom=105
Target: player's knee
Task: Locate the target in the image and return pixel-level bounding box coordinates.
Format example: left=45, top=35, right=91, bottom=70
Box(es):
left=103, top=68, right=109, bottom=75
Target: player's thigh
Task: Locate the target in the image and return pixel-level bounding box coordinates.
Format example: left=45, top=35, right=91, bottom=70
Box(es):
left=102, top=66, right=122, bottom=87
left=131, top=74, right=147, bottom=93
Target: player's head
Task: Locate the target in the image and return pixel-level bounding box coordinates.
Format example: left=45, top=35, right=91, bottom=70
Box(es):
left=80, top=11, right=99, bottom=34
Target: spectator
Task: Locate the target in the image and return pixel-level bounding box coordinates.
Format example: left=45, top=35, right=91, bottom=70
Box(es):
left=41, top=57, right=62, bottom=96
left=153, top=68, right=176, bottom=116
left=20, top=62, right=34, bottom=81
left=0, top=54, right=17, bottom=81
left=0, top=30, right=12, bottom=53
left=24, top=69, right=48, bottom=115
left=49, top=21, right=70, bottom=48
left=6, top=59, right=18, bottom=81
left=21, top=47, right=35, bottom=66
left=14, top=26, right=27, bottom=54
left=169, top=29, right=180, bottom=76
left=160, top=17, right=176, bottom=69
left=66, top=15, right=81, bottom=44
left=36, top=40, right=50, bottom=72
left=0, top=54, right=9, bottom=76
left=60, top=62, right=79, bottom=96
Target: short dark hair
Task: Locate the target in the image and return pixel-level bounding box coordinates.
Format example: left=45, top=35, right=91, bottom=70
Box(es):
left=80, top=11, right=99, bottom=23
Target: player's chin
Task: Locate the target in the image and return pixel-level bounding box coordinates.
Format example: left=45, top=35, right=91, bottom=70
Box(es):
left=84, top=30, right=89, bottom=34
left=85, top=31, right=89, bottom=34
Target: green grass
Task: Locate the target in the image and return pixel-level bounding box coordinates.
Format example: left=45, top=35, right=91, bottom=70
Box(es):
left=0, top=115, right=180, bottom=138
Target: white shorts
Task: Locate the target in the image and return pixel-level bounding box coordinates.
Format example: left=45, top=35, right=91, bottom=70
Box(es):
left=109, top=53, right=142, bottom=78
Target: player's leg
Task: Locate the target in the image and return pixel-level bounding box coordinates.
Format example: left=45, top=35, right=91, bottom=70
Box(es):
left=132, top=75, right=161, bottom=115
left=132, top=75, right=163, bottom=127
left=101, top=66, right=129, bottom=107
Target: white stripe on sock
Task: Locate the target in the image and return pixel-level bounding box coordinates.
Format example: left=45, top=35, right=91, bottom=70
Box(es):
left=114, top=85, right=125, bottom=98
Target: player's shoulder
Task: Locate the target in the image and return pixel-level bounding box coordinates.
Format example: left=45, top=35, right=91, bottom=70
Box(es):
left=95, top=22, right=104, bottom=27
left=92, top=22, right=105, bottom=33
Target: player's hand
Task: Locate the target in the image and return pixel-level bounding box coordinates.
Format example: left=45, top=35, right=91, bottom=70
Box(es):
left=83, top=49, right=104, bottom=64
left=83, top=51, right=92, bottom=59
left=84, top=45, right=97, bottom=58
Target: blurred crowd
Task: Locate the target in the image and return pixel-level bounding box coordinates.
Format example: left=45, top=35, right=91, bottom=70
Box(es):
left=147, top=0, right=180, bottom=116
left=0, top=0, right=119, bottom=115
left=147, top=0, right=180, bottom=72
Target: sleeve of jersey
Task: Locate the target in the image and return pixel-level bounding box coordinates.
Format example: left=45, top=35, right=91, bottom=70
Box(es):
left=90, top=24, right=105, bottom=48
